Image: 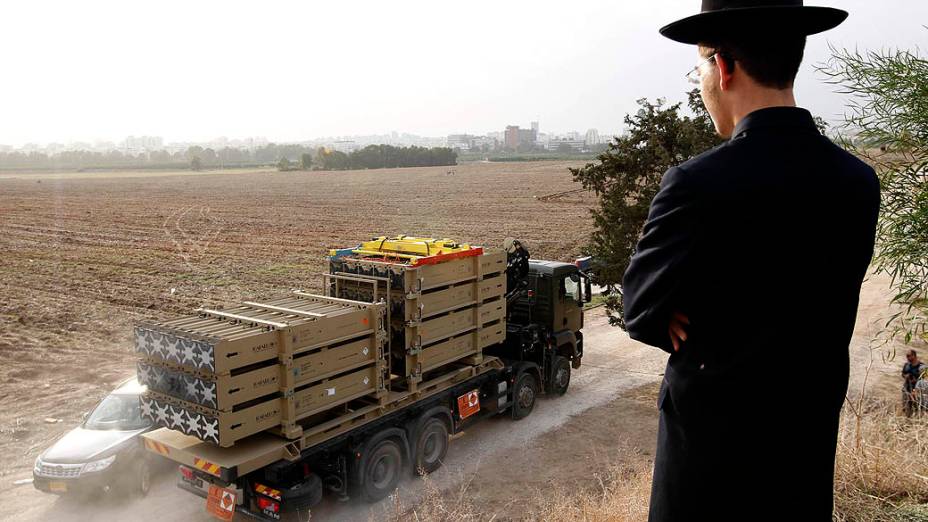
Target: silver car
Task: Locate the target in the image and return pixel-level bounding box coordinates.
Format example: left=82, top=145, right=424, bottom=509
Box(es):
left=33, top=377, right=154, bottom=496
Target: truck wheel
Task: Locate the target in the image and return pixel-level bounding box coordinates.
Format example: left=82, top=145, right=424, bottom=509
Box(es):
left=413, top=417, right=449, bottom=475
left=546, top=355, right=571, bottom=396
left=360, top=439, right=403, bottom=502
left=279, top=473, right=323, bottom=512
left=511, top=372, right=538, bottom=420
left=135, top=459, right=151, bottom=497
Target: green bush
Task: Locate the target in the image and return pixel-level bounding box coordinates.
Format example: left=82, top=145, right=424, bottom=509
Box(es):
left=819, top=44, right=928, bottom=344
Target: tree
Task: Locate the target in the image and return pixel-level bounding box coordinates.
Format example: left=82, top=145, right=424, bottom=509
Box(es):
left=570, top=90, right=725, bottom=327
left=319, top=149, right=350, bottom=170
left=277, top=157, right=291, bottom=171
left=201, top=148, right=217, bottom=165
left=185, top=146, right=204, bottom=161
left=190, top=156, right=202, bottom=171
left=819, top=44, right=928, bottom=344
left=300, top=152, right=313, bottom=170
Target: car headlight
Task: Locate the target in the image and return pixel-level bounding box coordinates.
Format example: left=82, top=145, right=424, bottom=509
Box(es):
left=81, top=455, right=116, bottom=475
left=34, top=456, right=42, bottom=473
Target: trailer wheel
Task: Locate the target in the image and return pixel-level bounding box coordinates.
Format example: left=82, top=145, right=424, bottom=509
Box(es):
left=414, top=417, right=449, bottom=475
left=359, top=439, right=404, bottom=502
left=546, top=355, right=571, bottom=396
left=279, top=473, right=323, bottom=512
left=511, top=372, right=538, bottom=420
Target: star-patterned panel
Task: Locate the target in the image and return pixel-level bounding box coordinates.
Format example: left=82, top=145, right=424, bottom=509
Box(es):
left=135, top=326, right=216, bottom=373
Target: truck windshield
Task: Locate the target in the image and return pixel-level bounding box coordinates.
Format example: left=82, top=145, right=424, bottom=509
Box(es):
left=84, top=394, right=150, bottom=431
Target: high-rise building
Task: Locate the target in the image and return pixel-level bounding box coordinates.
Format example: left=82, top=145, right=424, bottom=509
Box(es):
left=504, top=125, right=538, bottom=150
left=504, top=126, right=521, bottom=150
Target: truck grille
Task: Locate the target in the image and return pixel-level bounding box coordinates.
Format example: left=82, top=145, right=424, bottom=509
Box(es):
left=36, top=462, right=82, bottom=478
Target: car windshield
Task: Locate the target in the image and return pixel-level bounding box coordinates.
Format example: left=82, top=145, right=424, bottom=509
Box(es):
left=84, top=394, right=149, bottom=431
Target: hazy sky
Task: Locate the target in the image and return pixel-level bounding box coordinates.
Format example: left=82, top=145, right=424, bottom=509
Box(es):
left=1, top=0, right=924, bottom=146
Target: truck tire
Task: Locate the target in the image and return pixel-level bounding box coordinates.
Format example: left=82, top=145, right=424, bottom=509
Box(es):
left=359, top=438, right=404, bottom=502
left=511, top=372, right=538, bottom=420
left=279, top=473, right=323, bottom=512
left=546, top=355, right=571, bottom=396
left=413, top=417, right=449, bottom=475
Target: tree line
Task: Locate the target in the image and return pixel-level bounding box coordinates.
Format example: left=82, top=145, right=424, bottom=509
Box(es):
left=0, top=143, right=456, bottom=171
left=315, top=144, right=456, bottom=171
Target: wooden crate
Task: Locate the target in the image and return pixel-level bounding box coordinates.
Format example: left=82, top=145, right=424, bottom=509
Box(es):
left=135, top=293, right=382, bottom=375
left=141, top=364, right=383, bottom=448
left=137, top=291, right=387, bottom=447
left=141, top=390, right=282, bottom=447
left=329, top=248, right=506, bottom=294
left=328, top=244, right=508, bottom=390
left=137, top=335, right=380, bottom=412
left=417, top=320, right=506, bottom=373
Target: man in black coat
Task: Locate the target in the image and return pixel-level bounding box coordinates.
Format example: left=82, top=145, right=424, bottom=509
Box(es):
left=622, top=2, right=880, bottom=520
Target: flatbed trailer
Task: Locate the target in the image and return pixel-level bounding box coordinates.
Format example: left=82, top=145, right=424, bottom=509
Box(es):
left=140, top=237, right=593, bottom=520
left=142, top=355, right=536, bottom=519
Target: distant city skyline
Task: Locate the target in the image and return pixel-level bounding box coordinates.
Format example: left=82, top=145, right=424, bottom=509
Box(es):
left=0, top=120, right=620, bottom=154
left=1, top=1, right=924, bottom=146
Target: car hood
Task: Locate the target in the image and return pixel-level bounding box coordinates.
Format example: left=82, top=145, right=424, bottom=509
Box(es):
left=41, top=426, right=145, bottom=464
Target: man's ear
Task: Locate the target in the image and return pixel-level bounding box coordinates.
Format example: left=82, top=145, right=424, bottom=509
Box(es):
left=717, top=53, right=735, bottom=92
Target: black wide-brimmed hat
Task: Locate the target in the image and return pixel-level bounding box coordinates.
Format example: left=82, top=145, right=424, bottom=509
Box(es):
left=660, top=0, right=848, bottom=44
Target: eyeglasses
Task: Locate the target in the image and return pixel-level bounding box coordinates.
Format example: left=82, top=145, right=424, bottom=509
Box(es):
left=686, top=52, right=718, bottom=85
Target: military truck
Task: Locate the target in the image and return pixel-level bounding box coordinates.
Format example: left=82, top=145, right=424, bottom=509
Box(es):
left=138, top=236, right=591, bottom=520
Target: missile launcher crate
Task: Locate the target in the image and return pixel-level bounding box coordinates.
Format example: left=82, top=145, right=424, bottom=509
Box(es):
left=136, top=293, right=386, bottom=447
left=327, top=236, right=507, bottom=390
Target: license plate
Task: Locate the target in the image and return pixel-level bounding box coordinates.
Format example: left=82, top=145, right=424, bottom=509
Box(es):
left=48, top=481, right=67, bottom=493
left=183, top=476, right=204, bottom=489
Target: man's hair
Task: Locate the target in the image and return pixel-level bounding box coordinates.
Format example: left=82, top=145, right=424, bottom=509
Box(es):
left=701, top=37, right=806, bottom=90
left=909, top=349, right=918, bottom=358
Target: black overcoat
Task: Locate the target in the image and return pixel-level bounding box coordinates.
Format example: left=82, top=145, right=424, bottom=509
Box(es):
left=622, top=107, right=880, bottom=521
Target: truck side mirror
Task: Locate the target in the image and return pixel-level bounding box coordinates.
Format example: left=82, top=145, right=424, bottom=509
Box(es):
left=584, top=278, right=592, bottom=303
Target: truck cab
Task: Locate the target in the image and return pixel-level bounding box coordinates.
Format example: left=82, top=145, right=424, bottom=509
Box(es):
left=487, top=259, right=590, bottom=403
left=518, top=260, right=588, bottom=333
